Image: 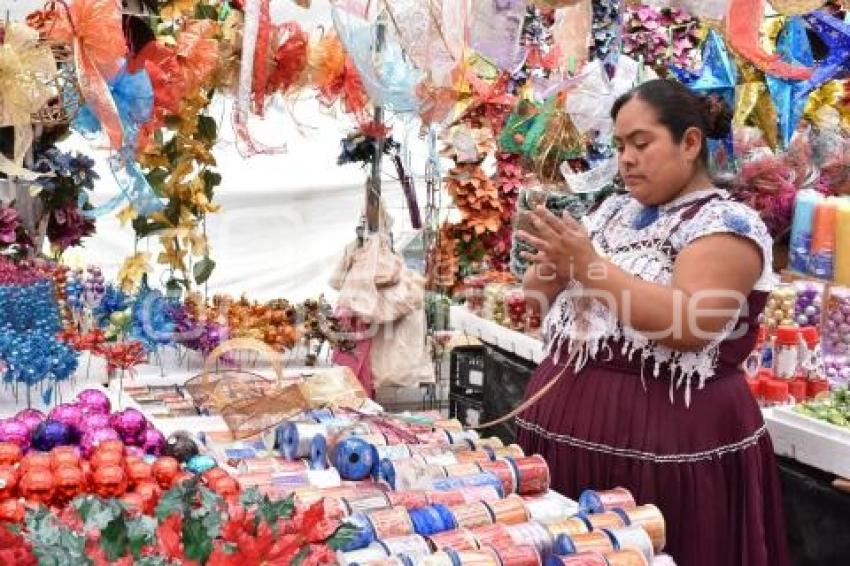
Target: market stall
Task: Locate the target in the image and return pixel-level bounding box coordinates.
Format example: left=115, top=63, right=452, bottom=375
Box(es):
left=2, top=0, right=850, bottom=564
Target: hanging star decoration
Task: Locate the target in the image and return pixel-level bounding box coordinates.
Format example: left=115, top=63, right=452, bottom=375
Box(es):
left=734, top=60, right=780, bottom=149
left=670, top=29, right=737, bottom=165
left=670, top=29, right=738, bottom=108
left=766, top=16, right=814, bottom=147
left=801, top=10, right=850, bottom=94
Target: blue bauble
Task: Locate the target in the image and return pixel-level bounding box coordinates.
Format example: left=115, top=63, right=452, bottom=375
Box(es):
left=185, top=454, right=217, bottom=474
left=31, top=419, right=73, bottom=452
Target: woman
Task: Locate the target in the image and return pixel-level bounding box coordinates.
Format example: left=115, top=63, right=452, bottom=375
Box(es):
left=516, top=79, right=788, bottom=566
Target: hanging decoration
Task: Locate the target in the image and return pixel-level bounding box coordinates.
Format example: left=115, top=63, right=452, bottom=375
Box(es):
left=46, top=0, right=128, bottom=151
left=621, top=5, right=701, bottom=72
left=800, top=10, right=850, bottom=95
left=0, top=23, right=57, bottom=180
left=725, top=0, right=813, bottom=80
left=734, top=61, right=780, bottom=150
left=766, top=16, right=814, bottom=147
left=469, top=0, right=527, bottom=72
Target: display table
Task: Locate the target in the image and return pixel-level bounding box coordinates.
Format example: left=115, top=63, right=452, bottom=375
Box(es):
left=450, top=305, right=545, bottom=364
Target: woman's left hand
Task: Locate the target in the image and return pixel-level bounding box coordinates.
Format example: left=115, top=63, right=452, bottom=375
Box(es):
left=516, top=206, right=600, bottom=282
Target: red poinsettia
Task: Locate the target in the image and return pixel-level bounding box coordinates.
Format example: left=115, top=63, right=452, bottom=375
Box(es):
left=0, top=524, right=37, bottom=566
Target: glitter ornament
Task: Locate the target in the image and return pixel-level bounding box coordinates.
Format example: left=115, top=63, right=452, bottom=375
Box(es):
left=0, top=466, right=19, bottom=499
left=53, top=465, right=85, bottom=504
left=20, top=467, right=54, bottom=504
left=31, top=420, right=73, bottom=452
left=163, top=431, right=199, bottom=463
left=0, top=443, right=23, bottom=466
left=15, top=409, right=46, bottom=433
left=110, top=408, right=147, bottom=445
left=0, top=419, right=31, bottom=451
left=79, top=427, right=121, bottom=458
left=93, top=464, right=128, bottom=498
left=152, top=456, right=181, bottom=489
left=76, top=389, right=111, bottom=415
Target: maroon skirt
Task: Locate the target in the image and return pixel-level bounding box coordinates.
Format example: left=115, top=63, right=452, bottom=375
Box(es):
left=517, top=353, right=789, bottom=566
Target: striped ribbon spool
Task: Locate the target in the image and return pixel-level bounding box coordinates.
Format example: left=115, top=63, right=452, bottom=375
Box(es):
left=460, top=486, right=503, bottom=504
left=553, top=531, right=615, bottom=555
left=578, top=488, right=636, bottom=514
left=450, top=502, right=497, bottom=529
left=280, top=422, right=327, bottom=460
left=343, top=492, right=391, bottom=515
left=420, top=551, right=460, bottom=566
left=489, top=444, right=524, bottom=459
left=446, top=547, right=503, bottom=565
left=455, top=450, right=495, bottom=464
left=338, top=544, right=390, bottom=565
left=544, top=552, right=609, bottom=565
left=427, top=490, right=468, bottom=507
left=506, top=455, right=551, bottom=496
left=580, top=511, right=626, bottom=531
left=470, top=522, right=514, bottom=549
left=387, top=489, right=430, bottom=510
left=366, top=506, right=416, bottom=540
left=478, top=459, right=518, bottom=496
left=443, top=462, right=484, bottom=478
left=427, top=528, right=481, bottom=552
left=484, top=494, right=530, bottom=525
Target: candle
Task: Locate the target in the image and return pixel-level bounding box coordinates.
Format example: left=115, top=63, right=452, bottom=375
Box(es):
left=835, top=198, right=850, bottom=285
left=789, top=189, right=822, bottom=273
left=809, top=197, right=839, bottom=279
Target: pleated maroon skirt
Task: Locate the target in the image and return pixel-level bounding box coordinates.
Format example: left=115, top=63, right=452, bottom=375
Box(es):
left=517, top=352, right=790, bottom=566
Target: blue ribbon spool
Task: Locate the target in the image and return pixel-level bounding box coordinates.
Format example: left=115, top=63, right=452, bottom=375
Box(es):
left=309, top=434, right=328, bottom=470
left=340, top=513, right=377, bottom=552
left=409, top=504, right=456, bottom=536
left=611, top=507, right=632, bottom=526
left=601, top=528, right=621, bottom=550
left=377, top=458, right=397, bottom=488
left=309, top=408, right=335, bottom=423
left=553, top=533, right=577, bottom=555
left=578, top=489, right=604, bottom=514
left=445, top=548, right=463, bottom=566
left=334, top=436, right=378, bottom=480
left=430, top=472, right=504, bottom=497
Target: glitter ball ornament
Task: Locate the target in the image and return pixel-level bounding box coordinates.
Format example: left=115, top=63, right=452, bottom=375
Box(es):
left=80, top=427, right=121, bottom=458
left=140, top=428, right=165, bottom=457
left=0, top=443, right=23, bottom=466
left=763, top=284, right=798, bottom=329
left=31, top=420, right=73, bottom=452
left=163, top=431, right=199, bottom=463
left=152, top=457, right=181, bottom=489
left=0, top=419, right=31, bottom=451
left=0, top=499, right=25, bottom=523
left=794, top=281, right=824, bottom=328
left=76, top=389, right=111, bottom=415
left=79, top=413, right=111, bottom=436
left=92, top=464, right=127, bottom=498
left=15, top=409, right=45, bottom=433
left=20, top=467, right=54, bottom=504
left=53, top=465, right=85, bottom=504
left=48, top=403, right=84, bottom=435
left=0, top=466, right=19, bottom=499
left=110, top=408, right=147, bottom=446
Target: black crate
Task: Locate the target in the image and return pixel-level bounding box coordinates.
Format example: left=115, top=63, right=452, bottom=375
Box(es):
left=449, top=392, right=484, bottom=428
left=450, top=345, right=487, bottom=396
left=481, top=345, right=535, bottom=445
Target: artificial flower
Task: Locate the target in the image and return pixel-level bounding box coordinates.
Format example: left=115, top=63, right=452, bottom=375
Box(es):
left=118, top=252, right=152, bottom=293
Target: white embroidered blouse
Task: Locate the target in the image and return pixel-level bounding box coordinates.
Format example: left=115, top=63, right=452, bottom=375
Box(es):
left=543, top=188, right=776, bottom=405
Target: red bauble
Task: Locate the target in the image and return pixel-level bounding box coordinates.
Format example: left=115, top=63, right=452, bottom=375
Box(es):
left=202, top=467, right=229, bottom=487
left=0, top=498, right=24, bottom=523
left=20, top=468, right=54, bottom=504
left=211, top=476, right=240, bottom=501
left=19, top=453, right=52, bottom=476
left=50, top=447, right=81, bottom=470
left=0, top=466, right=18, bottom=500
left=0, top=443, right=23, bottom=466
left=53, top=466, right=84, bottom=505
left=90, top=449, right=124, bottom=471
left=151, top=457, right=180, bottom=490
left=97, top=440, right=125, bottom=455
left=126, top=461, right=152, bottom=489
left=92, top=464, right=127, bottom=498
left=133, top=480, right=162, bottom=515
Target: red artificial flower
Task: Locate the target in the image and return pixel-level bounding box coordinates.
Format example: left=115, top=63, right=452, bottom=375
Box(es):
left=156, top=513, right=189, bottom=563
left=0, top=525, right=36, bottom=566
left=295, top=501, right=339, bottom=544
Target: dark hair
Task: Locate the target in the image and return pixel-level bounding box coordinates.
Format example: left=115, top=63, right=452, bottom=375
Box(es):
left=610, top=79, right=732, bottom=166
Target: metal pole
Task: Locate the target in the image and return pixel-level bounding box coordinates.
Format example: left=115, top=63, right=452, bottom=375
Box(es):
left=366, top=11, right=387, bottom=234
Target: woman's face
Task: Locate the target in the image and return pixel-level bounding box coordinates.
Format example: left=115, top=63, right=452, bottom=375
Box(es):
left=613, top=97, right=703, bottom=206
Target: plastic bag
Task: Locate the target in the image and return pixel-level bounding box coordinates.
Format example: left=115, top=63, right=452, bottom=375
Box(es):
left=370, top=308, right=435, bottom=388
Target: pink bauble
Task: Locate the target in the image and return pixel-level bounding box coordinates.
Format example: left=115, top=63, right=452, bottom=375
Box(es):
left=124, top=446, right=146, bottom=459
left=0, top=419, right=31, bottom=452
left=15, top=409, right=46, bottom=433
left=80, top=427, right=121, bottom=458
left=48, top=403, right=84, bottom=432
left=76, top=389, right=111, bottom=415
left=141, top=428, right=166, bottom=457
left=111, top=409, right=147, bottom=446
left=79, top=413, right=111, bottom=436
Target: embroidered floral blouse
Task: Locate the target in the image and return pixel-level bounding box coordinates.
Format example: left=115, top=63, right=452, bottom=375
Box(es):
left=543, top=188, right=776, bottom=404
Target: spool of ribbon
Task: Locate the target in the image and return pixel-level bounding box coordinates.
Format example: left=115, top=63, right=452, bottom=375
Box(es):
left=343, top=492, right=391, bottom=515
left=490, top=544, right=543, bottom=566
left=443, top=463, right=483, bottom=478
left=338, top=544, right=389, bottom=565
left=309, top=434, right=328, bottom=470
left=623, top=505, right=666, bottom=553
left=524, top=492, right=579, bottom=525
left=507, top=521, right=555, bottom=558
left=490, top=445, right=525, bottom=459
left=430, top=472, right=505, bottom=497
left=470, top=523, right=514, bottom=549
left=544, top=552, right=608, bottom=565
left=578, top=488, right=636, bottom=514
left=280, top=422, right=326, bottom=460
left=366, top=506, right=416, bottom=540
left=460, top=486, right=502, bottom=505
left=446, top=548, right=502, bottom=565
left=306, top=468, right=342, bottom=489
left=334, top=436, right=378, bottom=481
left=309, top=408, right=335, bottom=423
left=604, top=527, right=654, bottom=564
left=428, top=528, right=481, bottom=552
left=449, top=502, right=496, bottom=529
left=409, top=504, right=457, bottom=537
left=426, top=490, right=468, bottom=507
left=376, top=534, right=433, bottom=561
left=483, top=494, right=529, bottom=526
left=553, top=532, right=615, bottom=556
left=341, top=512, right=378, bottom=551
left=377, top=444, right=412, bottom=461
left=578, top=510, right=627, bottom=531
left=477, top=460, right=518, bottom=496
left=387, top=490, right=430, bottom=511
left=507, top=456, right=550, bottom=496
left=546, top=518, right=591, bottom=539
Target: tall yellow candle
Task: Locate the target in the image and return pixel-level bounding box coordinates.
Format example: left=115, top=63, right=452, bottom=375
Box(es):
left=835, top=198, right=850, bottom=285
